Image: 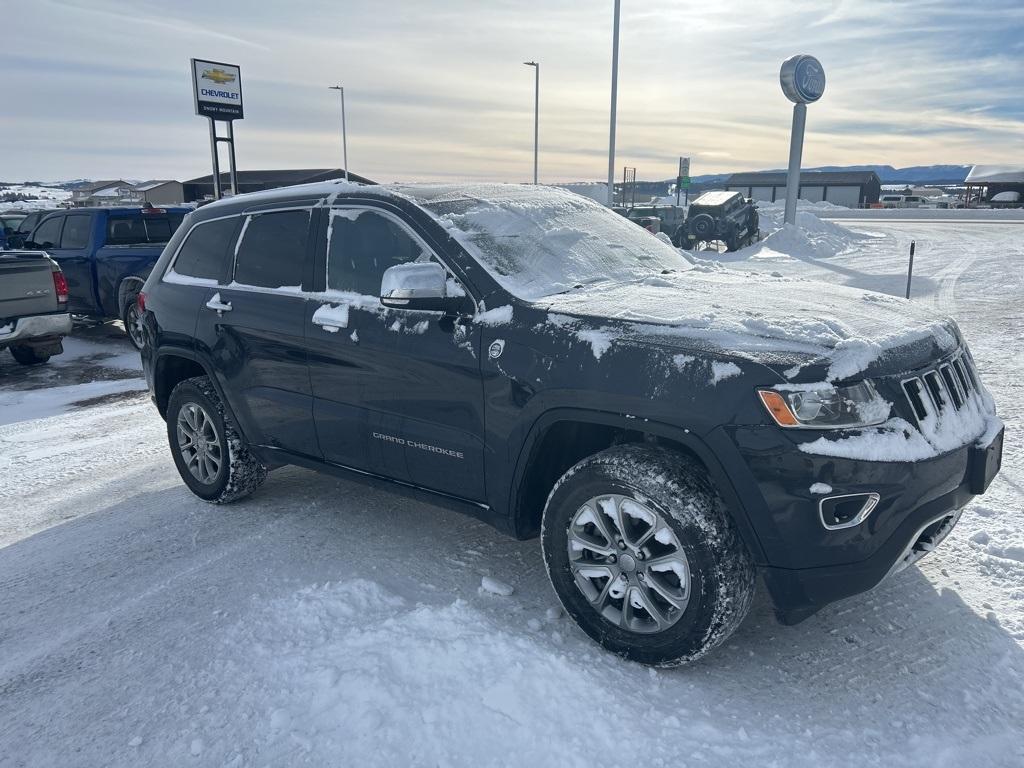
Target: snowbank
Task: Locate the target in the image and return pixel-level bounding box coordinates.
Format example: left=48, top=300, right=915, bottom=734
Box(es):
left=731, top=203, right=874, bottom=262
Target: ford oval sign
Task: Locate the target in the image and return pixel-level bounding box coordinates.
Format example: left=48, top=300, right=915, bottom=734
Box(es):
left=780, top=54, right=825, bottom=104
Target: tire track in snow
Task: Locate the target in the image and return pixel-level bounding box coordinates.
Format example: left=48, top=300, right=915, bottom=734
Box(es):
left=925, top=254, right=977, bottom=313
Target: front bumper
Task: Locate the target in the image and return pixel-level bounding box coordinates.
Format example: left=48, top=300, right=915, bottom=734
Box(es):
left=0, top=313, right=72, bottom=347
left=717, top=423, right=1003, bottom=623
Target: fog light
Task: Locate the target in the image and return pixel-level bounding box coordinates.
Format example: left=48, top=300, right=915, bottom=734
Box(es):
left=819, top=493, right=879, bottom=530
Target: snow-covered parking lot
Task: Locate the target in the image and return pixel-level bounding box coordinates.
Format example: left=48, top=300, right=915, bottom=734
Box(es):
left=1, top=213, right=1022, bottom=767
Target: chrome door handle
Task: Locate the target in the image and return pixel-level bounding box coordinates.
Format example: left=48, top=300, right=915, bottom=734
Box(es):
left=205, top=293, right=232, bottom=314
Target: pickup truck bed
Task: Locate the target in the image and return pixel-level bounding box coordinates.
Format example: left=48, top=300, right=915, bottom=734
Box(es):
left=22, top=207, right=188, bottom=349
left=0, top=251, right=71, bottom=364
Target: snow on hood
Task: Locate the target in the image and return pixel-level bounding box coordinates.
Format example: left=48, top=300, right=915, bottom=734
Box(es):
left=542, top=271, right=959, bottom=382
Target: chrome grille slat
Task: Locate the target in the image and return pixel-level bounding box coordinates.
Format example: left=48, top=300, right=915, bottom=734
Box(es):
left=939, top=364, right=964, bottom=408
left=900, top=350, right=978, bottom=426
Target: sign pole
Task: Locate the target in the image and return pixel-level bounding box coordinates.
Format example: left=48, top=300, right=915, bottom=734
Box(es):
left=676, top=157, right=682, bottom=207
left=778, top=54, right=826, bottom=226
left=783, top=103, right=806, bottom=226
left=192, top=58, right=243, bottom=202
left=606, top=0, right=621, bottom=207
left=226, top=120, right=239, bottom=196
left=208, top=118, right=223, bottom=201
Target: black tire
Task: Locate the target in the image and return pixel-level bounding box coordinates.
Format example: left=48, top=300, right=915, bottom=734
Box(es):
left=688, top=213, right=715, bottom=239
left=166, top=376, right=268, bottom=503
left=120, top=283, right=145, bottom=351
left=541, top=444, right=755, bottom=666
left=10, top=345, right=51, bottom=365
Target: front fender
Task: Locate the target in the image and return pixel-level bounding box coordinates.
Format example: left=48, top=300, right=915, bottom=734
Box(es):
left=507, top=407, right=768, bottom=564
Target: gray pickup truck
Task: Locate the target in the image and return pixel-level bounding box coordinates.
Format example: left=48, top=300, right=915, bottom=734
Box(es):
left=0, top=251, right=72, bottom=365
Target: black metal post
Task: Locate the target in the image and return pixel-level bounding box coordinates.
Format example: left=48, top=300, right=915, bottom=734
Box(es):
left=905, top=240, right=916, bottom=299
left=208, top=118, right=222, bottom=200
left=226, top=120, right=239, bottom=196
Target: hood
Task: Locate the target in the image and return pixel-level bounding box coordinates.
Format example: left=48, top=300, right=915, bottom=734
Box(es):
left=538, top=269, right=960, bottom=382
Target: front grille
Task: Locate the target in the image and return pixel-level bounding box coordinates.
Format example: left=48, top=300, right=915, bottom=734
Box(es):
left=901, top=351, right=979, bottom=425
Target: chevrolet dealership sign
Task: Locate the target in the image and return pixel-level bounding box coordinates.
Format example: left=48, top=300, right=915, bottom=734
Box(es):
left=191, top=58, right=244, bottom=120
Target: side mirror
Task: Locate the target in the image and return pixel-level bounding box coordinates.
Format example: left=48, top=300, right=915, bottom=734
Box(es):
left=380, top=262, right=455, bottom=313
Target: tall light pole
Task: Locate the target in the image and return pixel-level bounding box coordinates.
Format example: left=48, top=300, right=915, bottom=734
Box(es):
left=523, top=61, right=539, bottom=184
left=606, top=0, right=621, bottom=206
left=328, top=85, right=349, bottom=181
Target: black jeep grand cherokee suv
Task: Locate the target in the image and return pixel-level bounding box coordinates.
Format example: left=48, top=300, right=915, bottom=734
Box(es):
left=140, top=183, right=1003, bottom=666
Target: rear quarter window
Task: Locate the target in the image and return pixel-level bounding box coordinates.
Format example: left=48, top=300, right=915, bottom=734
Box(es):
left=170, top=217, right=239, bottom=282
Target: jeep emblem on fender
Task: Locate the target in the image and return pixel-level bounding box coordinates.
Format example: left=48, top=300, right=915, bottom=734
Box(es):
left=488, top=340, right=505, bottom=359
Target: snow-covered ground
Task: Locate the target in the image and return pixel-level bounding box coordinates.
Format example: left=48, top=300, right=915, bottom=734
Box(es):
left=0, top=215, right=1022, bottom=767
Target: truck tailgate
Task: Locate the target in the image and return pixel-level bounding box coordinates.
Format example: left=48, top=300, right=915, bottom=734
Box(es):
left=0, top=252, right=59, bottom=320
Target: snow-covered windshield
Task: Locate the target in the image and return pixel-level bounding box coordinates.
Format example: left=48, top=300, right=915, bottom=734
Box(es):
left=403, top=184, right=689, bottom=300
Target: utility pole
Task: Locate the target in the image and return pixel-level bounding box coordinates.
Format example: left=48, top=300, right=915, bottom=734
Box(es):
left=328, top=85, right=349, bottom=181
left=523, top=61, right=539, bottom=184
left=606, top=0, right=621, bottom=206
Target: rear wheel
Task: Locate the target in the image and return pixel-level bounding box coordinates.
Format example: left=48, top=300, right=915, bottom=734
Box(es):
left=166, top=376, right=267, bottom=503
left=9, top=345, right=51, bottom=365
left=541, top=444, right=755, bottom=666
left=120, top=283, right=145, bottom=351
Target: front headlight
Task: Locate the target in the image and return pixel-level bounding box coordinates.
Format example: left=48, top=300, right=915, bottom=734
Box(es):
left=757, top=381, right=890, bottom=429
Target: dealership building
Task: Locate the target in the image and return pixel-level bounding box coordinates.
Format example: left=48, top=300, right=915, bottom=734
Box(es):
left=182, top=168, right=374, bottom=203
left=723, top=170, right=881, bottom=207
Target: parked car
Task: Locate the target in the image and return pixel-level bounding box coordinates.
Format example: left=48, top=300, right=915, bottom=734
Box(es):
left=676, top=190, right=758, bottom=252
left=0, top=212, right=28, bottom=250
left=139, top=183, right=1002, bottom=666
left=5, top=210, right=57, bottom=250
left=0, top=250, right=71, bottom=364
left=901, top=195, right=931, bottom=208
left=24, top=205, right=188, bottom=349
left=879, top=194, right=905, bottom=208
left=622, top=205, right=686, bottom=243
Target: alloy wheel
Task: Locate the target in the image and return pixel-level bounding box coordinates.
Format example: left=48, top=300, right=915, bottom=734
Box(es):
left=125, top=302, right=145, bottom=349
left=567, top=494, right=690, bottom=634
left=176, top=403, right=222, bottom=484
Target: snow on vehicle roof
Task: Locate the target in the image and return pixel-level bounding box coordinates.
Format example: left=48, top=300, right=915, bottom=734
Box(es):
left=690, top=190, right=741, bottom=207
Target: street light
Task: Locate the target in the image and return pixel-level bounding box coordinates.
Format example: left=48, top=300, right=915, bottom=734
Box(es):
left=523, top=61, right=539, bottom=185
left=327, top=85, right=349, bottom=181
left=606, top=0, right=621, bottom=206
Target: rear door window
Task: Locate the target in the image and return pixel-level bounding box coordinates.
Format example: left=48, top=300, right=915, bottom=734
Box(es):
left=106, top=213, right=186, bottom=245
left=171, top=217, right=239, bottom=282
left=60, top=214, right=92, bottom=249
left=232, top=210, right=310, bottom=289
left=32, top=215, right=64, bottom=248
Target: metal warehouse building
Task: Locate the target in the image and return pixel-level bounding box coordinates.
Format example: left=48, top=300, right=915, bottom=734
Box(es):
left=182, top=168, right=374, bottom=203
left=963, top=165, right=1024, bottom=206
left=723, top=170, right=881, bottom=208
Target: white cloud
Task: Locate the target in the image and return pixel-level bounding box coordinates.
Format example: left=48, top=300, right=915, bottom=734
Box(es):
left=3, top=0, right=1022, bottom=182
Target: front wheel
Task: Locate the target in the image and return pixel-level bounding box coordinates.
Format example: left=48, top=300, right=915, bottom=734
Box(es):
left=541, top=444, right=755, bottom=666
left=166, top=376, right=267, bottom=503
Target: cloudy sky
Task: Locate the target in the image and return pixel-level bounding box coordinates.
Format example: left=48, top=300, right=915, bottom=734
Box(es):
left=3, top=0, right=1022, bottom=183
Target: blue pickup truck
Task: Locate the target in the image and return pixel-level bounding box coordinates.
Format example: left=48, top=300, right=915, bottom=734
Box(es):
left=25, top=206, right=188, bottom=348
